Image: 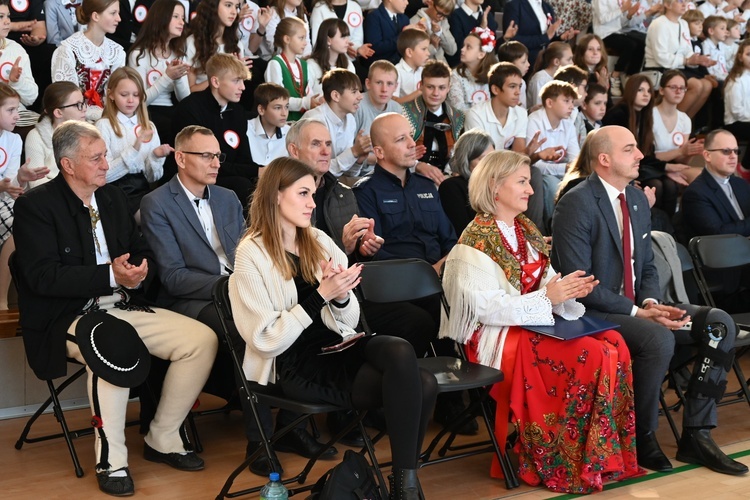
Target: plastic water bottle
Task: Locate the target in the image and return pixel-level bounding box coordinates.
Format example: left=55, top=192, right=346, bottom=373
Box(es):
left=260, top=472, right=288, bottom=500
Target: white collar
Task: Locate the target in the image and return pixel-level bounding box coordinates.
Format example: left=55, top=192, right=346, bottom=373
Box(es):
left=707, top=167, right=731, bottom=186
left=116, top=111, right=138, bottom=127
left=460, top=2, right=479, bottom=17
left=320, top=103, right=344, bottom=127
left=176, top=173, right=210, bottom=203
left=599, top=176, right=627, bottom=203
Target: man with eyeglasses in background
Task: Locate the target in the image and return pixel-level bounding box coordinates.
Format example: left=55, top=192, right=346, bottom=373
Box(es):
left=169, top=54, right=261, bottom=211
left=681, top=129, right=750, bottom=311
left=140, top=125, right=338, bottom=479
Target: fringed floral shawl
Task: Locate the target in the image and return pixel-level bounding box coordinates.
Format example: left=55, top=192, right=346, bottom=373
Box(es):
left=439, top=213, right=585, bottom=369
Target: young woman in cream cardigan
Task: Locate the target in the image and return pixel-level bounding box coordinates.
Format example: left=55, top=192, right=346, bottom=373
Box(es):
left=229, top=157, right=436, bottom=500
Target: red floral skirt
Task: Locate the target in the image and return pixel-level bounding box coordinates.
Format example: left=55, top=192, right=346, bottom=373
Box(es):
left=467, top=327, right=644, bottom=494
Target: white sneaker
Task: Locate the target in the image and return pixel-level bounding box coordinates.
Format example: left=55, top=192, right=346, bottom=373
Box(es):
left=610, top=76, right=622, bottom=97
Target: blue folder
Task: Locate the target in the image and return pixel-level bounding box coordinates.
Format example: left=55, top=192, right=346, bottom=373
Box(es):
left=526, top=315, right=620, bottom=341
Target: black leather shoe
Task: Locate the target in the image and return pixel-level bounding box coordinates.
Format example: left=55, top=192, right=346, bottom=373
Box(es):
left=96, top=467, right=135, bottom=497
left=434, top=395, right=479, bottom=436
left=637, top=431, right=673, bottom=472
left=274, top=428, right=338, bottom=459
left=327, top=411, right=365, bottom=447
left=143, top=443, right=205, bottom=471
left=676, top=428, right=749, bottom=475
left=246, top=442, right=284, bottom=478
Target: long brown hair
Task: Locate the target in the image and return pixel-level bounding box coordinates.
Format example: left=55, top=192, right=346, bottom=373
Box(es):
left=101, top=67, right=151, bottom=138
left=247, top=157, right=325, bottom=283
left=726, top=39, right=750, bottom=86
left=309, top=18, right=350, bottom=83
left=456, top=33, right=498, bottom=85
left=573, top=34, right=608, bottom=78
left=187, top=0, right=241, bottom=74
left=616, top=74, right=656, bottom=155
left=129, top=0, right=187, bottom=66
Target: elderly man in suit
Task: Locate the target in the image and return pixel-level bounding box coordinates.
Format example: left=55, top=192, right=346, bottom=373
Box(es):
left=551, top=126, right=747, bottom=476
left=140, top=125, right=336, bottom=478
left=682, top=129, right=750, bottom=239
left=13, top=121, right=218, bottom=496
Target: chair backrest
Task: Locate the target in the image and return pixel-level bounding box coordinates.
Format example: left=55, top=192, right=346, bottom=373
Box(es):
left=212, top=276, right=237, bottom=351
left=689, top=234, right=750, bottom=270
left=357, top=259, right=443, bottom=304
left=688, top=234, right=750, bottom=307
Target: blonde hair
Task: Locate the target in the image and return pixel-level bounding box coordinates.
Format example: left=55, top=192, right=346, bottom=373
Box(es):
left=206, top=53, right=250, bottom=80
left=468, top=150, right=530, bottom=214
left=246, top=157, right=325, bottom=283
left=274, top=17, right=308, bottom=51
left=101, top=67, right=150, bottom=138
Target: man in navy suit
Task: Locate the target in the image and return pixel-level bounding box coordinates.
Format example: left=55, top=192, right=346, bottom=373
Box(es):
left=552, top=126, right=747, bottom=476
left=682, top=129, right=750, bottom=239
left=140, top=125, right=337, bottom=477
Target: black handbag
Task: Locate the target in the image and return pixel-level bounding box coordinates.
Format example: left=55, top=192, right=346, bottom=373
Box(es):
left=308, top=449, right=381, bottom=500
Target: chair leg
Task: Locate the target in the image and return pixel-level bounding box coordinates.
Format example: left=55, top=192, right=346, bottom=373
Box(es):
left=47, top=380, right=85, bottom=478
left=659, top=389, right=681, bottom=445
left=732, top=359, right=750, bottom=409
left=477, top=395, right=518, bottom=489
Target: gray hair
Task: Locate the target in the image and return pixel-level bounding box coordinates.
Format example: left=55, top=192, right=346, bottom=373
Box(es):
left=53, top=120, right=102, bottom=168
left=450, top=129, right=494, bottom=180
left=285, top=118, right=328, bottom=150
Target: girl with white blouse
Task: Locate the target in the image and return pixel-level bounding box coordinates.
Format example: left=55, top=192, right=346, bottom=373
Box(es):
left=95, top=67, right=173, bottom=216
left=309, top=0, right=372, bottom=61
left=724, top=39, right=750, bottom=171
left=447, top=28, right=497, bottom=114
left=0, top=83, right=49, bottom=310
left=25, top=82, right=87, bottom=188
left=644, top=0, right=715, bottom=118
left=128, top=0, right=191, bottom=139
left=306, top=18, right=356, bottom=96
left=185, top=0, right=250, bottom=92
left=262, top=0, right=312, bottom=60
left=653, top=70, right=704, bottom=172
left=51, top=0, right=126, bottom=121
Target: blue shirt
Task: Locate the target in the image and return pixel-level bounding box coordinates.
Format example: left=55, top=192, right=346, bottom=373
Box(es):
left=353, top=165, right=457, bottom=264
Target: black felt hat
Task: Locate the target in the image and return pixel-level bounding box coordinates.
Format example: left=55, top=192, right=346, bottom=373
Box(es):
left=75, top=311, right=151, bottom=388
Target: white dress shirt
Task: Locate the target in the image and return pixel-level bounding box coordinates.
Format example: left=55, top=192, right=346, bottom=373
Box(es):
left=246, top=117, right=290, bottom=166
left=526, top=108, right=580, bottom=177
left=176, top=174, right=232, bottom=273
left=465, top=100, right=528, bottom=150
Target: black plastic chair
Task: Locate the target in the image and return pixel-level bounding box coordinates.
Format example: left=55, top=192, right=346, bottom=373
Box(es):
left=211, top=276, right=387, bottom=500
left=356, top=258, right=519, bottom=490
left=689, top=234, right=750, bottom=408
left=9, top=251, right=91, bottom=478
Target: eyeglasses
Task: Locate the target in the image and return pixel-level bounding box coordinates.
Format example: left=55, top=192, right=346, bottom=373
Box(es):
left=706, top=148, right=740, bottom=156
left=58, top=101, right=88, bottom=111
left=180, top=151, right=227, bottom=163
left=663, top=85, right=687, bottom=93
left=434, top=8, right=451, bottom=18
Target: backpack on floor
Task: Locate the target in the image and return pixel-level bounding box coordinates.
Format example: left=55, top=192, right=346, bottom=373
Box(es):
left=308, top=449, right=381, bottom=500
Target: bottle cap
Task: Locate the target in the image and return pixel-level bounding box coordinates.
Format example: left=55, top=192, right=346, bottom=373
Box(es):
left=269, top=472, right=280, bottom=481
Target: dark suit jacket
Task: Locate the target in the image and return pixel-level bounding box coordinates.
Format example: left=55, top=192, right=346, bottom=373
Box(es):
left=681, top=168, right=750, bottom=239
left=502, top=0, right=557, bottom=68
left=13, top=176, right=155, bottom=380
left=551, top=172, right=662, bottom=315
left=140, top=175, right=244, bottom=319
left=363, top=4, right=410, bottom=64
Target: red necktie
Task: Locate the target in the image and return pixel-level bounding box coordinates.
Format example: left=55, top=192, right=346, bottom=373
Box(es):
left=618, top=193, right=635, bottom=301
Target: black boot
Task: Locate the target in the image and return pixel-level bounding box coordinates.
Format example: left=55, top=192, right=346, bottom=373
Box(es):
left=677, top=428, right=749, bottom=475
left=388, top=468, right=420, bottom=500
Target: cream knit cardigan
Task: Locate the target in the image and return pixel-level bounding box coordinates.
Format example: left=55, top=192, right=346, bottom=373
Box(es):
left=229, top=228, right=360, bottom=385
